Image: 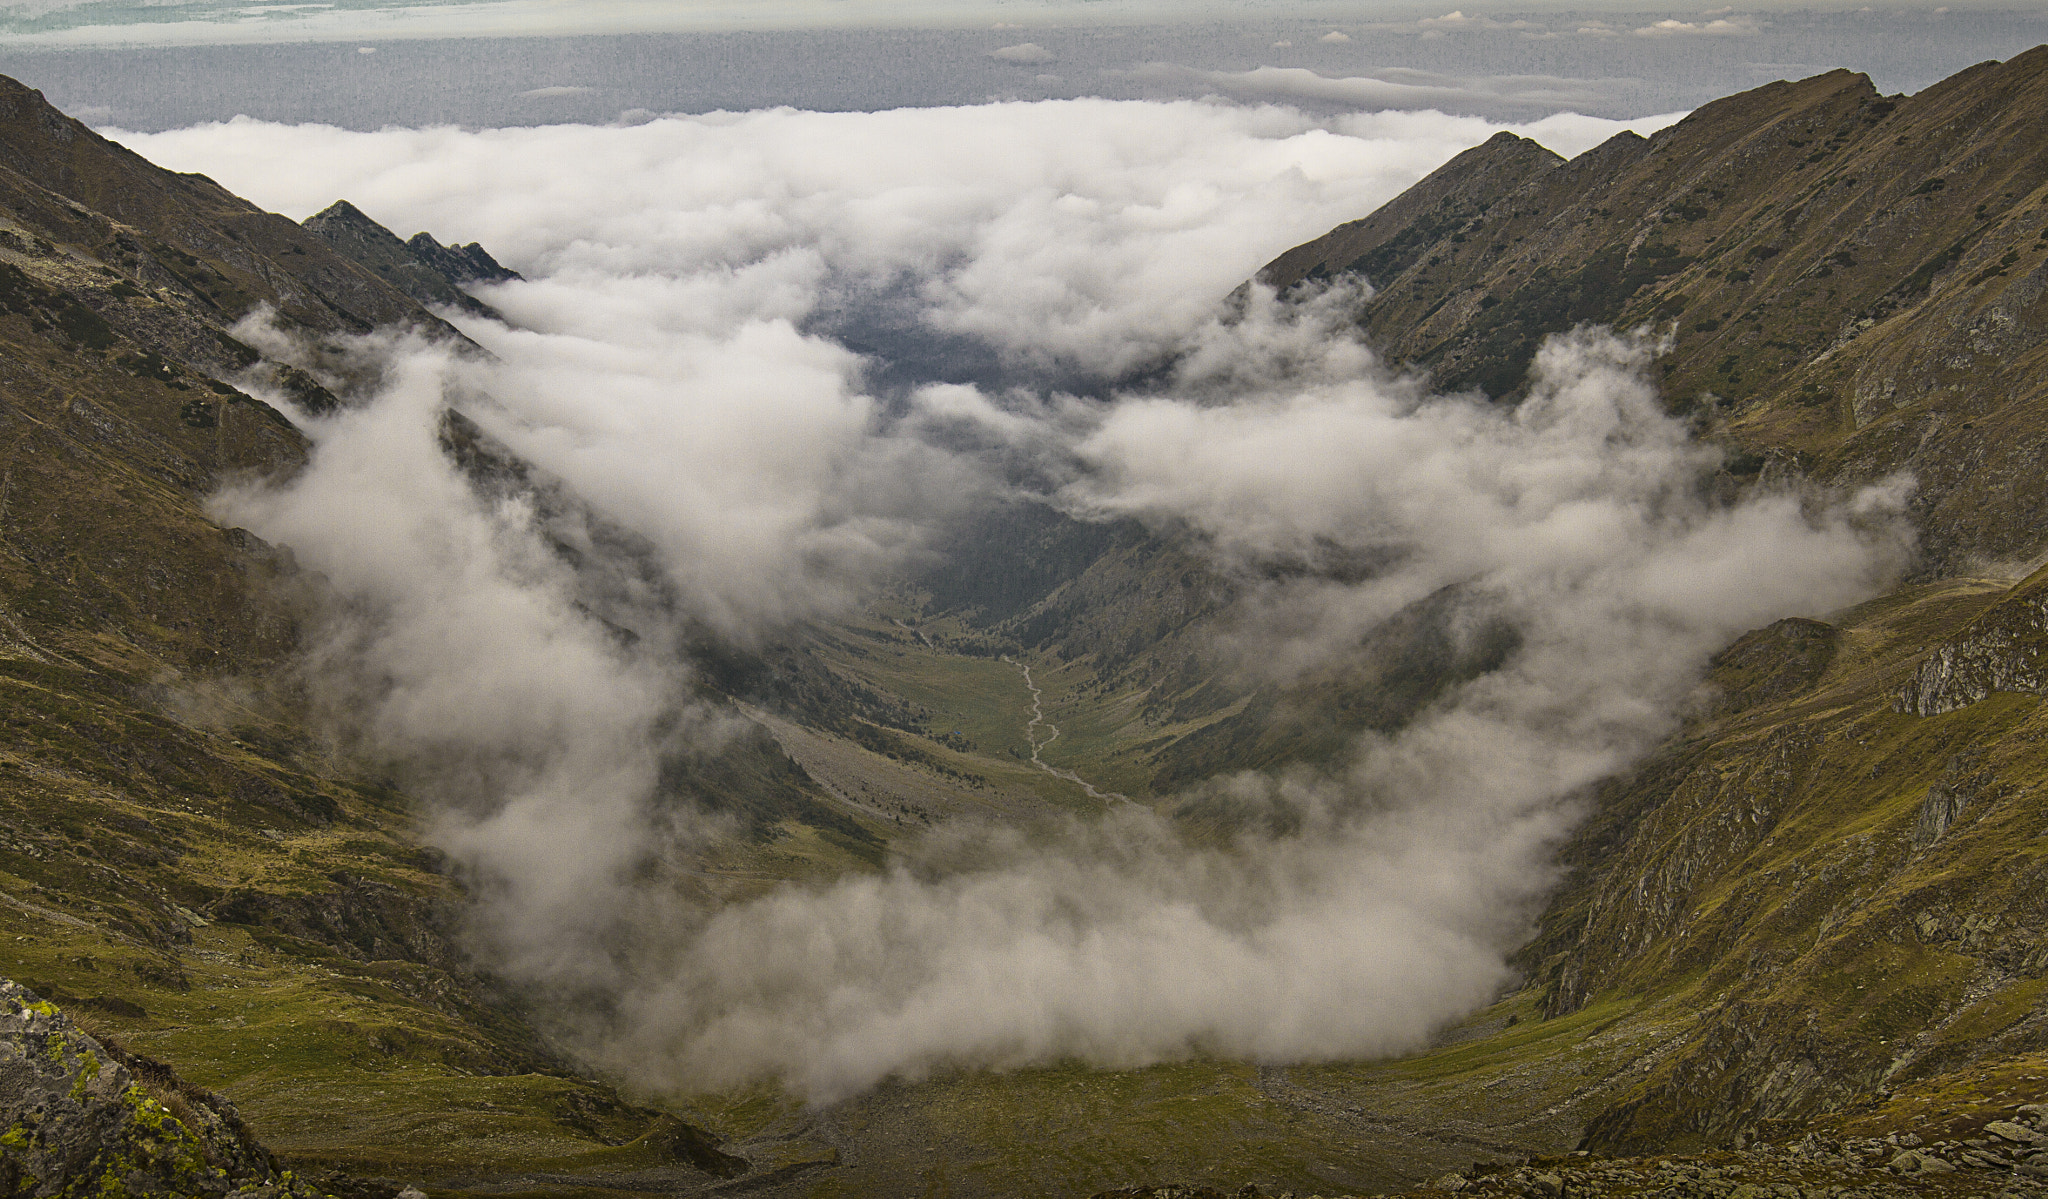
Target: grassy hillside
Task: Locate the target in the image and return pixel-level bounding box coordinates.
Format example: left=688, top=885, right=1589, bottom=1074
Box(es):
left=1200, top=37, right=2048, bottom=1180
left=0, top=72, right=760, bottom=1194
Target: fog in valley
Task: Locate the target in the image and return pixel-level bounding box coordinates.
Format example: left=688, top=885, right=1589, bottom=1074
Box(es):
left=98, top=72, right=1918, bottom=1101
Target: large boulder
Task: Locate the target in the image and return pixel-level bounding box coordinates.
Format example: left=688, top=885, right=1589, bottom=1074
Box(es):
left=0, top=978, right=329, bottom=1198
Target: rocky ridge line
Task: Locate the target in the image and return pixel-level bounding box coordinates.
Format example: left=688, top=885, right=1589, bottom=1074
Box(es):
left=300, top=199, right=520, bottom=322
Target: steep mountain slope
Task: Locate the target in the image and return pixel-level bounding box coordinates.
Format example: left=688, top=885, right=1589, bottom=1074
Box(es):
left=0, top=75, right=751, bottom=1193
left=1229, top=42, right=2048, bottom=1167
left=1264, top=45, right=2048, bottom=570
left=0, top=76, right=463, bottom=351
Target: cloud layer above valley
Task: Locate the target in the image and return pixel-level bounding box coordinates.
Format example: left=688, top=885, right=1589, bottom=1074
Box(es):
left=126, top=98, right=1908, bottom=1101
left=121, top=100, right=1676, bottom=378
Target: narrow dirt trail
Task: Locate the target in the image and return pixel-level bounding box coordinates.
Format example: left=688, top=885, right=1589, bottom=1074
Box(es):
left=1003, top=656, right=1136, bottom=807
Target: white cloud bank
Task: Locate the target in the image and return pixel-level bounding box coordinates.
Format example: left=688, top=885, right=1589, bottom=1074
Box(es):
left=121, top=101, right=1674, bottom=377
left=120, top=98, right=1907, bottom=1102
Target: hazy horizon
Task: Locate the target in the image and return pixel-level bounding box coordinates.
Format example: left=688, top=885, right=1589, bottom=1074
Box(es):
left=0, top=0, right=2038, bottom=48
left=0, top=4, right=2039, bottom=130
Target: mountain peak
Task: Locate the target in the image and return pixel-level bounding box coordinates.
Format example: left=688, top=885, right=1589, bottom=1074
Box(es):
left=1256, top=128, right=1562, bottom=294
left=406, top=228, right=522, bottom=286
left=307, top=197, right=377, bottom=226
left=1253, top=49, right=2048, bottom=566
left=302, top=197, right=514, bottom=320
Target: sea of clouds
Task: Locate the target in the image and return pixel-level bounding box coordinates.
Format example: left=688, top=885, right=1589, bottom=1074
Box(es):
left=115, top=97, right=1911, bottom=1102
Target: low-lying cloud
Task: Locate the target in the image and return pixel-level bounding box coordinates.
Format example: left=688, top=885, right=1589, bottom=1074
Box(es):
left=583, top=324, right=1906, bottom=1102
left=122, top=97, right=1908, bottom=1103
left=1137, top=63, right=1679, bottom=120
left=122, top=100, right=1674, bottom=383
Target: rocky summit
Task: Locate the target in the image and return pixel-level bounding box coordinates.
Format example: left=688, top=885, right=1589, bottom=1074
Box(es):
left=1, top=42, right=2047, bottom=1199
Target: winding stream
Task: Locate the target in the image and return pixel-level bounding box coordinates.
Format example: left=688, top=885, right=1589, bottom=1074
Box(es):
left=1003, top=656, right=1135, bottom=807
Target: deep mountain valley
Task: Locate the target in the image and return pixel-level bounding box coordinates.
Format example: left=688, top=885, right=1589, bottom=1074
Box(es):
left=1, top=45, right=2048, bottom=1199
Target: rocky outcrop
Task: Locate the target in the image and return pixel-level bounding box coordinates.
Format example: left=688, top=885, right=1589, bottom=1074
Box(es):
left=209, top=876, right=461, bottom=974
left=1896, top=570, right=2048, bottom=715
left=1097, top=1107, right=2048, bottom=1199
left=301, top=200, right=513, bottom=321
left=0, top=979, right=337, bottom=1197
left=404, top=230, right=520, bottom=286
left=1438, top=1115, right=2048, bottom=1199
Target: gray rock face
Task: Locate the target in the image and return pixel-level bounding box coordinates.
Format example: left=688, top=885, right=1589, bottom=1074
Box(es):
left=1897, top=580, right=2048, bottom=716
left=1143, top=1110, right=2048, bottom=1199
left=1912, top=779, right=1971, bottom=846
left=1889, top=1148, right=1956, bottom=1174
left=1989, top=1120, right=2048, bottom=1148
left=0, top=979, right=330, bottom=1198
left=1910, top=750, right=1991, bottom=848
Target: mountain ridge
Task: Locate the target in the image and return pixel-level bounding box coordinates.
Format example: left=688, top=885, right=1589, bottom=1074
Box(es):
left=1256, top=46, right=2048, bottom=571
left=301, top=199, right=516, bottom=322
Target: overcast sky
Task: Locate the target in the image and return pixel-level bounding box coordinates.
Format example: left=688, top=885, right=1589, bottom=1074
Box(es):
left=0, top=0, right=2035, bottom=48
left=2, top=2, right=2038, bottom=129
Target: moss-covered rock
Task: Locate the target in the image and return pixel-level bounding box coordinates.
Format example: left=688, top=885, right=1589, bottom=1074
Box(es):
left=0, top=978, right=332, bottom=1197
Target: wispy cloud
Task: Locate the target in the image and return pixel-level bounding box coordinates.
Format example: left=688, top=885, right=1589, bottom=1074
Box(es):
left=988, top=40, right=1053, bottom=62
left=1128, top=62, right=1683, bottom=126
left=1634, top=16, right=1763, bottom=36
